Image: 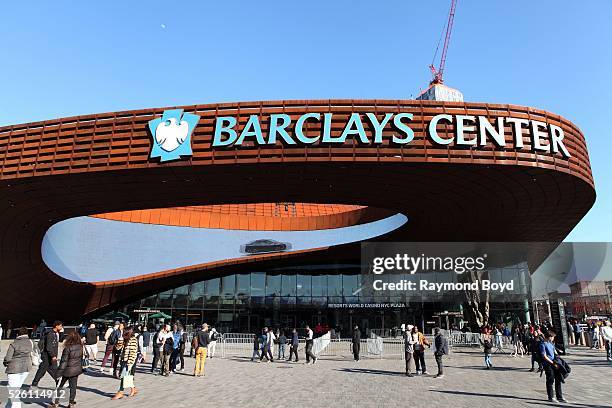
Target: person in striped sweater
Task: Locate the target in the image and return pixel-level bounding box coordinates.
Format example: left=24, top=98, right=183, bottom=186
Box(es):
left=112, top=327, right=139, bottom=400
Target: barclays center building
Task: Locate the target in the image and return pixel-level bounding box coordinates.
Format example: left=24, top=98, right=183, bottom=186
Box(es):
left=0, top=98, right=596, bottom=334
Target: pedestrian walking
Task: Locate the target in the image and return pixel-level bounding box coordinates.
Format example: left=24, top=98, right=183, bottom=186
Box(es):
left=169, top=324, right=181, bottom=373
left=112, top=323, right=125, bottom=378
left=31, top=320, right=62, bottom=388
left=101, top=322, right=119, bottom=373
left=480, top=334, right=493, bottom=368
left=602, top=321, right=612, bottom=361
left=178, top=325, right=187, bottom=370
left=193, top=323, right=210, bottom=377
left=49, top=331, right=84, bottom=408
left=159, top=325, right=173, bottom=376
left=140, top=326, right=151, bottom=364
left=433, top=327, right=448, bottom=378
left=540, top=329, right=567, bottom=403
left=251, top=334, right=261, bottom=361
left=287, top=328, right=299, bottom=362
left=208, top=327, right=219, bottom=358
left=112, top=327, right=139, bottom=399
left=352, top=325, right=361, bottom=362
left=278, top=330, right=287, bottom=360
left=403, top=325, right=415, bottom=376
left=84, top=323, right=98, bottom=364
left=304, top=325, right=317, bottom=364
left=412, top=325, right=430, bottom=374
left=529, top=327, right=544, bottom=372
left=259, top=327, right=275, bottom=362
left=4, top=327, right=33, bottom=408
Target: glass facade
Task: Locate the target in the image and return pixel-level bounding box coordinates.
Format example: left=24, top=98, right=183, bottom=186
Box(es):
left=122, top=263, right=532, bottom=335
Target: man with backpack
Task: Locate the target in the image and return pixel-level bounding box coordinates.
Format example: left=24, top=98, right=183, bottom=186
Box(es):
left=101, top=322, right=119, bottom=373
left=208, top=328, right=219, bottom=358
left=31, top=320, right=63, bottom=388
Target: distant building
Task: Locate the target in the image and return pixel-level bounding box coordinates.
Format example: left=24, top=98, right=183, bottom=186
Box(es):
left=416, top=83, right=464, bottom=102
left=566, top=280, right=612, bottom=318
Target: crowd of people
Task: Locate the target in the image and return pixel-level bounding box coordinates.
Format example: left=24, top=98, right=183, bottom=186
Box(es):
left=2, top=317, right=612, bottom=406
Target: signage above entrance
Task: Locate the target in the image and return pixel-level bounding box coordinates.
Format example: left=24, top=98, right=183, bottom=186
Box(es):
left=212, top=112, right=571, bottom=158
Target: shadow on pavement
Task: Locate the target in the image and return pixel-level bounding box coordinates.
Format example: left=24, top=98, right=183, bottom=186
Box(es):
left=335, top=368, right=404, bottom=376
left=432, top=390, right=608, bottom=408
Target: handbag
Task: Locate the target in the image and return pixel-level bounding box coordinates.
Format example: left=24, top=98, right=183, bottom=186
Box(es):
left=81, top=346, right=90, bottom=370
left=30, top=340, right=41, bottom=366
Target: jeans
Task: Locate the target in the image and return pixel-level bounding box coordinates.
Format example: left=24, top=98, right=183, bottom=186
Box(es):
left=484, top=353, right=492, bottom=367
left=605, top=340, right=612, bottom=360
left=531, top=353, right=542, bottom=370
left=32, top=354, right=57, bottom=386
left=544, top=364, right=563, bottom=400
left=161, top=350, right=171, bottom=375
left=278, top=344, right=286, bottom=359
left=434, top=352, right=444, bottom=375
left=414, top=350, right=426, bottom=372
left=194, top=347, right=207, bottom=376
left=85, top=344, right=98, bottom=361
left=288, top=345, right=299, bottom=361
left=7, top=371, right=29, bottom=408
left=170, top=348, right=180, bottom=371
left=56, top=376, right=78, bottom=404
left=251, top=348, right=261, bottom=360
left=305, top=341, right=316, bottom=363
left=260, top=344, right=274, bottom=361
left=404, top=351, right=413, bottom=374
left=101, top=344, right=113, bottom=368
left=151, top=347, right=160, bottom=371
left=209, top=341, right=217, bottom=358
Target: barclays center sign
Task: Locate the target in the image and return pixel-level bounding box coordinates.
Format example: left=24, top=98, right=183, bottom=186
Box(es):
left=148, top=108, right=571, bottom=162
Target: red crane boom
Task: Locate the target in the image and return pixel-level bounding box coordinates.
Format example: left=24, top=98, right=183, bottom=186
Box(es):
left=429, top=0, right=457, bottom=84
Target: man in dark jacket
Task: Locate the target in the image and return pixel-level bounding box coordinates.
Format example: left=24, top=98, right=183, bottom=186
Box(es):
left=433, top=327, right=448, bottom=378
left=287, top=328, right=299, bottom=362
left=352, top=326, right=361, bottom=362
left=31, top=320, right=63, bottom=388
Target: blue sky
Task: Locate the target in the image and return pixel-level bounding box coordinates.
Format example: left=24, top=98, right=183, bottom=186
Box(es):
left=1, top=1, right=610, bottom=241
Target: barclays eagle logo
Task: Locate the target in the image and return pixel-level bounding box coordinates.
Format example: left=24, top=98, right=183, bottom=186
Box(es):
left=148, top=109, right=200, bottom=162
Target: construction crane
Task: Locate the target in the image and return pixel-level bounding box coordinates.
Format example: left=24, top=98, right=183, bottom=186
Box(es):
left=429, top=0, right=457, bottom=85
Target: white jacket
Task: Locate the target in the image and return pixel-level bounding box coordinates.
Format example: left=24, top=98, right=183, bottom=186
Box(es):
left=601, top=326, right=612, bottom=342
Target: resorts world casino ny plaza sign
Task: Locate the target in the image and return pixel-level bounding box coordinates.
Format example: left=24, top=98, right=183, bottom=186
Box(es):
left=147, top=108, right=571, bottom=162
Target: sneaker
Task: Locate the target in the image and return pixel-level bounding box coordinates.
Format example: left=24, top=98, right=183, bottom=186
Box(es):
left=422, top=371, right=428, bottom=375
left=434, top=374, right=444, bottom=378
left=548, top=398, right=558, bottom=403
left=405, top=373, right=413, bottom=377
left=558, top=398, right=567, bottom=403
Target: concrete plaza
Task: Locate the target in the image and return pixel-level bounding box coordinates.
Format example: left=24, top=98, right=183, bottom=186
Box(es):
left=1, top=342, right=610, bottom=408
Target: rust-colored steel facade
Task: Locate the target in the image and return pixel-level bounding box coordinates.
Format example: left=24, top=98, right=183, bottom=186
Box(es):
left=0, top=100, right=595, bottom=323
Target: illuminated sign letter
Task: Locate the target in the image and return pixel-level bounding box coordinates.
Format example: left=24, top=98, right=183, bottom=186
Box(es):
left=455, top=115, right=477, bottom=146
left=236, top=115, right=265, bottom=145
left=549, top=124, right=571, bottom=158
left=322, top=113, right=342, bottom=143
left=505, top=117, right=529, bottom=149
left=340, top=113, right=368, bottom=144
left=268, top=114, right=296, bottom=145
left=366, top=113, right=393, bottom=144
left=478, top=116, right=506, bottom=147
left=295, top=113, right=321, bottom=144
left=391, top=113, right=414, bottom=144
left=530, top=120, right=550, bottom=152
left=212, top=116, right=238, bottom=147
left=428, top=114, right=454, bottom=145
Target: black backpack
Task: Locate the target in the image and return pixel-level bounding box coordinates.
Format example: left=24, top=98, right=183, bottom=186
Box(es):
left=108, top=329, right=120, bottom=346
